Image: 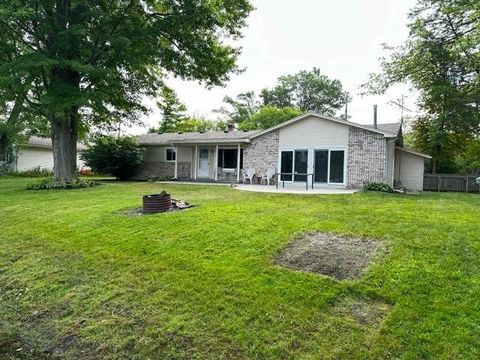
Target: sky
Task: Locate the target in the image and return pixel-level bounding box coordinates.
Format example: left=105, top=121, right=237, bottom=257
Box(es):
left=133, top=0, right=418, bottom=134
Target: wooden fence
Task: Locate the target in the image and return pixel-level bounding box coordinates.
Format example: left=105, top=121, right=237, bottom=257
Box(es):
left=424, top=174, right=480, bottom=193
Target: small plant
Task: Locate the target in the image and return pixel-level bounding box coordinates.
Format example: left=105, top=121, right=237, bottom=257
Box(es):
left=6, top=167, right=53, bottom=177
left=26, top=178, right=98, bottom=190
left=364, top=182, right=395, bottom=193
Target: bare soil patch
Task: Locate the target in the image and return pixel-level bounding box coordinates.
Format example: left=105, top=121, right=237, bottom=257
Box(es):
left=277, top=232, right=386, bottom=280
left=332, top=296, right=392, bottom=326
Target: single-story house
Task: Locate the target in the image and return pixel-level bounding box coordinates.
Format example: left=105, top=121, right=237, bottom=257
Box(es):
left=136, top=112, right=431, bottom=191
left=11, top=136, right=87, bottom=172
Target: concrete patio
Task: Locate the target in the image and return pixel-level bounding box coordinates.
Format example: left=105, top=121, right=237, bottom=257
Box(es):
left=235, top=184, right=360, bottom=195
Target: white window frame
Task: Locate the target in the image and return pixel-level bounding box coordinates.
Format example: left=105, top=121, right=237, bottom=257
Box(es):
left=165, top=147, right=176, bottom=162
left=278, top=148, right=309, bottom=183
left=279, top=147, right=348, bottom=186
left=326, top=148, right=347, bottom=185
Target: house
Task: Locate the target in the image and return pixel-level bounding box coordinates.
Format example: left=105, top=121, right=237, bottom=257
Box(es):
left=11, top=136, right=87, bottom=172
left=136, top=112, right=431, bottom=191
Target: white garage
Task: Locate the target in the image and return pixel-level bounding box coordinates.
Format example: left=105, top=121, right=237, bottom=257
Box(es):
left=394, top=147, right=432, bottom=191
left=12, top=136, right=86, bottom=172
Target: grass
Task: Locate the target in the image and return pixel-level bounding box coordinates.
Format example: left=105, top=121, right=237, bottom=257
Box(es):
left=0, top=176, right=479, bottom=359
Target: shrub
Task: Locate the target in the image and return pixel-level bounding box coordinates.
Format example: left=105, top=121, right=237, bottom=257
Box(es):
left=80, top=136, right=144, bottom=180
left=26, top=178, right=98, bottom=190
left=0, top=161, right=10, bottom=175
left=364, top=182, right=395, bottom=193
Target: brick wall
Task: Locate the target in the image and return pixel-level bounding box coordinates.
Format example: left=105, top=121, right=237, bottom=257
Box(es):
left=132, top=161, right=191, bottom=180
left=243, top=130, right=279, bottom=177
left=347, top=127, right=387, bottom=188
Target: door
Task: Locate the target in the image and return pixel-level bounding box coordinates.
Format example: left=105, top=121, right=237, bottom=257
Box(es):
left=329, top=150, right=345, bottom=184
left=314, top=150, right=328, bottom=183
left=280, top=150, right=308, bottom=182
left=197, top=148, right=210, bottom=178
left=280, top=151, right=293, bottom=181
left=294, top=150, right=308, bottom=182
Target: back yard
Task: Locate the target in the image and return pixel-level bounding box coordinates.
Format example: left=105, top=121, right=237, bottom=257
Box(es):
left=0, top=177, right=479, bottom=359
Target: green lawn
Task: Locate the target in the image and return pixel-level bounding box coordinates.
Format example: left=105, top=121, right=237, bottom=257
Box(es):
left=1, top=177, right=479, bottom=359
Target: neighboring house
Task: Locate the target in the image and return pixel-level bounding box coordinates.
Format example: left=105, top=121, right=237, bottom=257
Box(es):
left=136, top=112, right=431, bottom=190
left=11, top=136, right=87, bottom=172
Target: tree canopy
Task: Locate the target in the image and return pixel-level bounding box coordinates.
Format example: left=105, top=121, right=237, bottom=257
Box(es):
left=261, top=68, right=351, bottom=116
left=0, top=0, right=253, bottom=180
left=155, top=86, right=187, bottom=133
left=364, top=0, right=480, bottom=173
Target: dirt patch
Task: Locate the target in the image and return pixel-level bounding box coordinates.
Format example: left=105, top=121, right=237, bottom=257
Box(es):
left=277, top=232, right=386, bottom=280
left=332, top=296, right=391, bottom=326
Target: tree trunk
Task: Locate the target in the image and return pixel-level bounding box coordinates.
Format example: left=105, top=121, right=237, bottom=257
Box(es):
left=50, top=109, right=79, bottom=182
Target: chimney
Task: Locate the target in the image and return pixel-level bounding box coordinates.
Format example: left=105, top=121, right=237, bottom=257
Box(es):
left=373, top=105, right=378, bottom=129
left=227, top=123, right=236, bottom=132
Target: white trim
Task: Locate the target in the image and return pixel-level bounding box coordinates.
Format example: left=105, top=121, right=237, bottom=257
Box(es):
left=396, top=146, right=432, bottom=159
left=214, top=144, right=218, bottom=181
left=194, top=145, right=198, bottom=180
left=251, top=112, right=397, bottom=140
left=197, top=147, right=210, bottom=178
left=174, top=146, right=178, bottom=178
left=278, top=147, right=347, bottom=187
left=326, top=148, right=347, bottom=186
left=237, top=144, right=241, bottom=182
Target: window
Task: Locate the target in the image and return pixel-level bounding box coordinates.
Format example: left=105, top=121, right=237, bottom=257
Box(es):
left=166, top=148, right=176, bottom=162
left=217, top=148, right=239, bottom=169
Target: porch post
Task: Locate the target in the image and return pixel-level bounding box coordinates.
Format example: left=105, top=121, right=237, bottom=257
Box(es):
left=236, top=144, right=241, bottom=182
left=174, top=145, right=178, bottom=179
left=214, top=144, right=218, bottom=181
left=194, top=145, right=198, bottom=180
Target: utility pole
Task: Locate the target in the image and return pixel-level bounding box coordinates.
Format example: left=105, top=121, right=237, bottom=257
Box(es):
left=389, top=94, right=412, bottom=125
left=344, top=94, right=350, bottom=120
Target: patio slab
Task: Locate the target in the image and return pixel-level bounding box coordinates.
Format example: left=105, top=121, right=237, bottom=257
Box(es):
left=235, top=184, right=359, bottom=195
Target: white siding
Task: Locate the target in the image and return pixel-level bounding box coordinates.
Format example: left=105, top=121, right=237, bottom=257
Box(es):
left=278, top=115, right=349, bottom=149
left=15, top=147, right=85, bottom=172
left=144, top=145, right=192, bottom=163
left=386, top=141, right=395, bottom=186
left=394, top=149, right=425, bottom=191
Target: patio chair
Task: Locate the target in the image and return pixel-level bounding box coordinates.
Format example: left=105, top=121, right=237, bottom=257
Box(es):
left=261, top=168, right=276, bottom=186
left=243, top=168, right=256, bottom=184
left=217, top=167, right=224, bottom=180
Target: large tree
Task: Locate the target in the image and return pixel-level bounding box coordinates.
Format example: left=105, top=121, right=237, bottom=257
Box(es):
left=0, top=0, right=252, bottom=181
left=214, top=91, right=259, bottom=124
left=260, top=68, right=351, bottom=116
left=155, top=86, right=187, bottom=133
left=363, top=0, right=480, bottom=173
left=239, top=106, right=301, bottom=130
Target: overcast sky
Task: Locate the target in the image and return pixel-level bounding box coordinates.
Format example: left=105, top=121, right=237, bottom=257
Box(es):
left=134, top=0, right=418, bottom=134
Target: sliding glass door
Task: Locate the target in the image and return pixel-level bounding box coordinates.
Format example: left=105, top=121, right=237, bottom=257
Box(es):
left=281, top=149, right=345, bottom=185
left=294, top=150, right=308, bottom=181
left=280, top=151, right=293, bottom=181
left=280, top=150, right=308, bottom=182
left=314, top=150, right=328, bottom=183
left=313, top=149, right=345, bottom=184
left=329, top=150, right=345, bottom=184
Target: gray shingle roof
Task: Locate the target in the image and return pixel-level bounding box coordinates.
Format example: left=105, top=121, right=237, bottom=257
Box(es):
left=138, top=130, right=259, bottom=145
left=363, top=123, right=401, bottom=136
left=27, top=136, right=87, bottom=150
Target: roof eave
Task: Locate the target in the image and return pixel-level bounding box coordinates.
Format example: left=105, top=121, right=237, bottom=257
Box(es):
left=249, top=112, right=397, bottom=139
left=396, top=146, right=432, bottom=159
